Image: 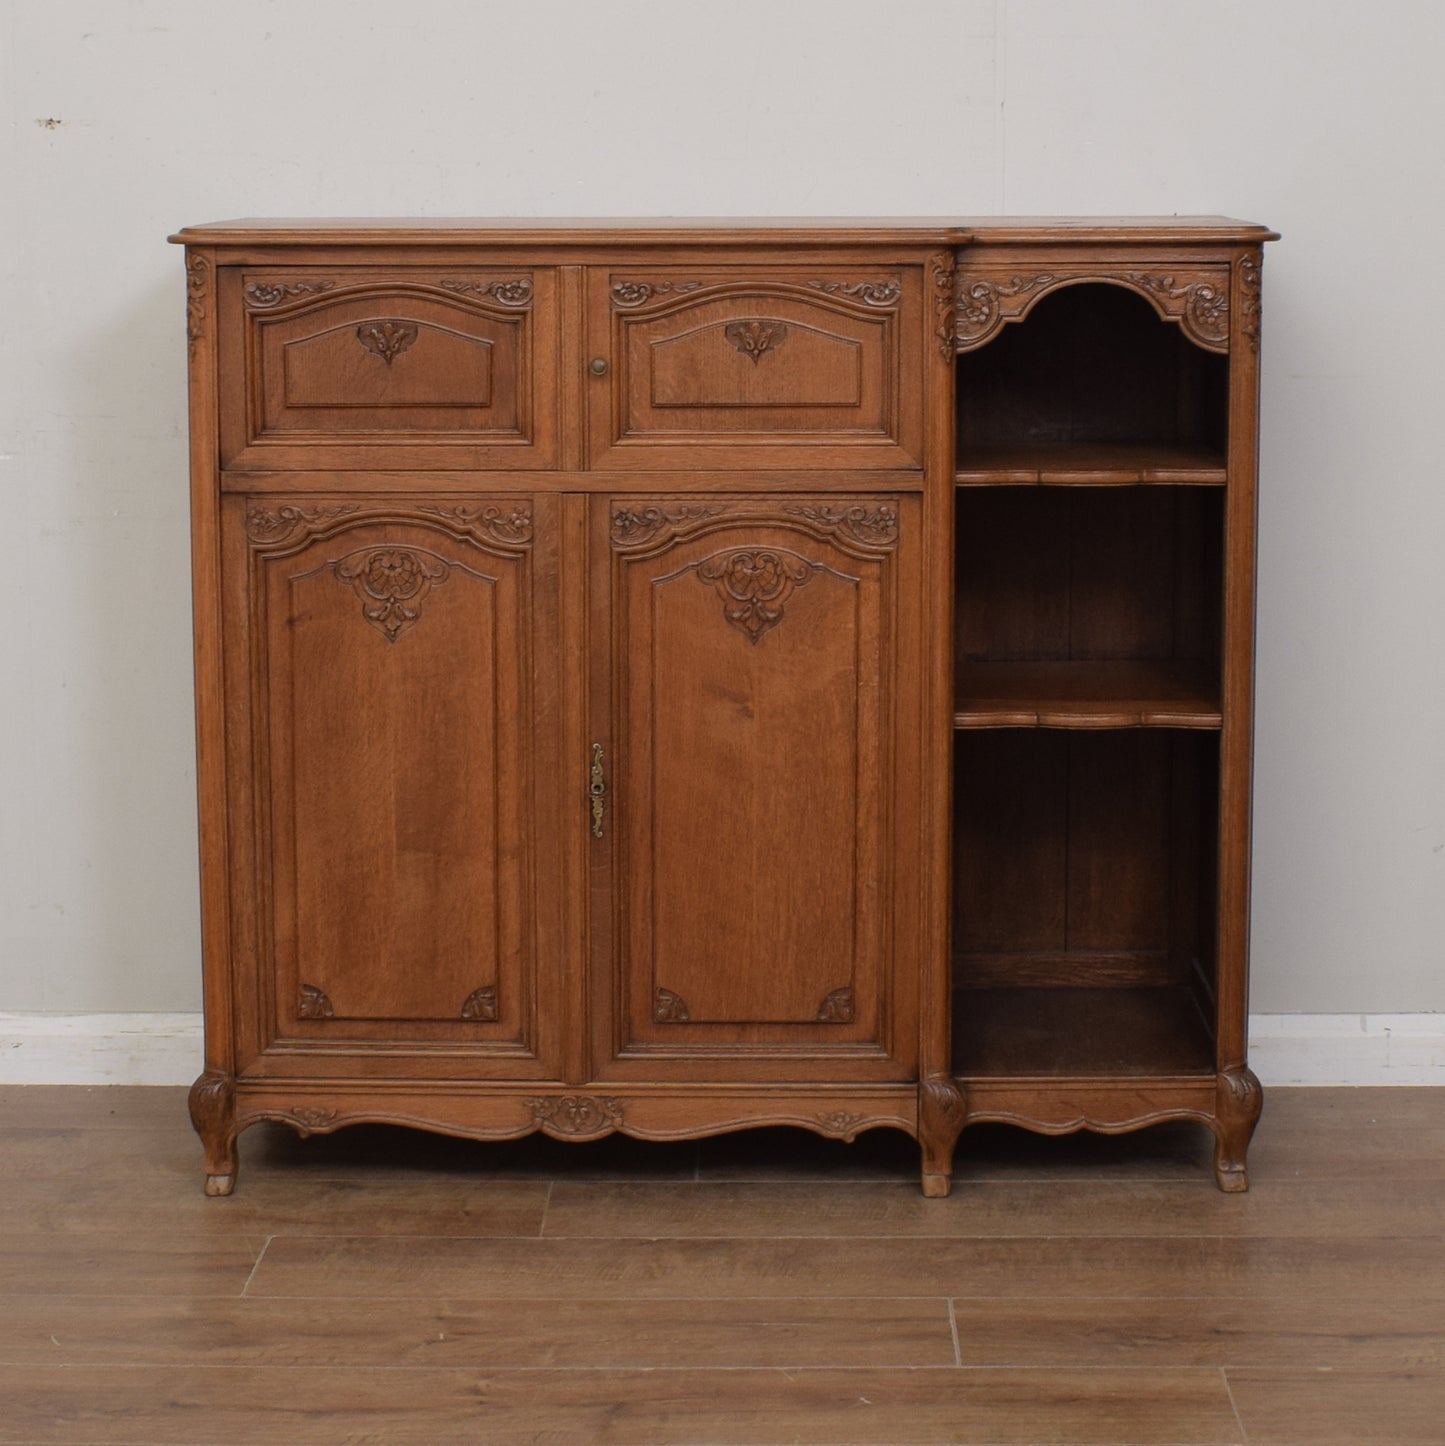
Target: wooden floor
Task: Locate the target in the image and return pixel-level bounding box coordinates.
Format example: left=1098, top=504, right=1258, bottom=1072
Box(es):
left=1, top=1087, right=1442, bottom=1444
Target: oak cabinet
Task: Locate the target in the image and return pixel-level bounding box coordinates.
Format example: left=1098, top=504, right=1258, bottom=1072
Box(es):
left=175, top=218, right=1275, bottom=1196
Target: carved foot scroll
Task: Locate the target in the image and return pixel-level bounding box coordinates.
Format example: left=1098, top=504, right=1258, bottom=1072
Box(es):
left=918, top=1073, right=967, bottom=1198
left=188, top=1069, right=238, bottom=1197
left=1212, top=1066, right=1263, bottom=1192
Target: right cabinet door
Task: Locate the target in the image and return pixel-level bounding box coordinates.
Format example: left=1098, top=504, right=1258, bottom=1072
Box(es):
left=590, top=496, right=923, bottom=1083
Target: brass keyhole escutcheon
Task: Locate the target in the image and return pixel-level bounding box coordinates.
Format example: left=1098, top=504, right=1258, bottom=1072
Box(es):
left=589, top=743, right=606, bottom=837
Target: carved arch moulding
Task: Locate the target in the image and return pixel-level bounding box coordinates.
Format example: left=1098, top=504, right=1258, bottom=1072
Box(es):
left=610, top=275, right=904, bottom=313
left=610, top=502, right=898, bottom=558
left=244, top=502, right=533, bottom=552
left=241, top=277, right=534, bottom=311
left=953, top=265, right=1234, bottom=353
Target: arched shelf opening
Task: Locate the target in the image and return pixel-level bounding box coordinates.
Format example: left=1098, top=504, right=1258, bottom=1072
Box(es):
left=955, top=282, right=1229, bottom=484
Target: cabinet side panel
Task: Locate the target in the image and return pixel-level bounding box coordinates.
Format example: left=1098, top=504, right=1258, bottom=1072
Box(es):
left=1217, top=247, right=1265, bottom=1070
left=184, top=247, right=235, bottom=1078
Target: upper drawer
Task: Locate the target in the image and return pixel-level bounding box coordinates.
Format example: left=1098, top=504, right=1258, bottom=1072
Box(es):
left=586, top=265, right=924, bottom=470
left=218, top=268, right=559, bottom=470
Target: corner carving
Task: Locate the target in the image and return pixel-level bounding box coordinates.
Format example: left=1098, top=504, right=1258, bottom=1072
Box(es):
left=245, top=503, right=360, bottom=545
left=356, top=320, right=418, bottom=365
left=955, top=273, right=1056, bottom=350
left=782, top=502, right=899, bottom=549
left=611, top=280, right=704, bottom=307
left=610, top=503, right=726, bottom=548
left=1237, top=254, right=1262, bottom=353
left=186, top=253, right=210, bottom=356
left=725, top=320, right=788, bottom=364
left=806, top=277, right=901, bottom=307
left=529, top=1096, right=625, bottom=1137
left=416, top=502, right=533, bottom=548
left=460, top=986, right=499, bottom=1022
left=298, top=984, right=334, bottom=1019
left=439, top=278, right=534, bottom=307
left=696, top=548, right=819, bottom=643
left=332, top=548, right=450, bottom=642
left=1122, top=272, right=1230, bottom=349
left=816, top=988, right=855, bottom=1024
left=932, top=251, right=957, bottom=357
left=654, top=988, right=691, bottom=1023
left=244, top=280, right=336, bottom=309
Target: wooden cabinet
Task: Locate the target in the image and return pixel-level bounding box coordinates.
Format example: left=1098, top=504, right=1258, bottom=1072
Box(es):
left=174, top=218, right=1276, bottom=1197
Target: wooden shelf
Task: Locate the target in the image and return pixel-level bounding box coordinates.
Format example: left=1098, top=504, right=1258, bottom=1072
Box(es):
left=952, top=985, right=1215, bottom=1080
left=955, top=443, right=1227, bottom=487
left=954, top=660, right=1222, bottom=729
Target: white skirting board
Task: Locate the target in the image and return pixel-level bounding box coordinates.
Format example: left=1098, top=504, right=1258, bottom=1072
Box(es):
left=0, top=1011, right=1442, bottom=1086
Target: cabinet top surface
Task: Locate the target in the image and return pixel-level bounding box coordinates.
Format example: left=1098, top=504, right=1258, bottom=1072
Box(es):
left=169, top=216, right=1279, bottom=246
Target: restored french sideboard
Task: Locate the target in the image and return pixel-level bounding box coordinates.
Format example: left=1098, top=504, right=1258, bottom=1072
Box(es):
left=173, top=217, right=1277, bottom=1196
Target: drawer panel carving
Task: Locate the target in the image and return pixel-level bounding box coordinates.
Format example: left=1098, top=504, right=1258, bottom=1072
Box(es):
left=219, top=270, right=558, bottom=470
left=588, top=268, right=923, bottom=469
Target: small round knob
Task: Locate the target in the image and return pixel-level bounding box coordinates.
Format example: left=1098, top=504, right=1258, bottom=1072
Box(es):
left=589, top=356, right=609, bottom=376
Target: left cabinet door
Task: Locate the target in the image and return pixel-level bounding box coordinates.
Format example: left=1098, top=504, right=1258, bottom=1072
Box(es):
left=223, top=496, right=568, bottom=1079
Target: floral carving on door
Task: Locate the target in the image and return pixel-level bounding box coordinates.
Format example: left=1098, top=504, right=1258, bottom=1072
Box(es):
left=332, top=548, right=450, bottom=642
left=694, top=548, right=820, bottom=643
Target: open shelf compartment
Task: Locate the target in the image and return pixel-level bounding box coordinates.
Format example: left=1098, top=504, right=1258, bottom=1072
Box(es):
left=955, top=486, right=1223, bottom=728
left=955, top=283, right=1229, bottom=485
left=951, top=730, right=1220, bottom=1080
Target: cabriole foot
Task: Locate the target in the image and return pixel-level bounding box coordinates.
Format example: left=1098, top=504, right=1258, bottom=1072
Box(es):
left=918, top=1073, right=966, bottom=1199
left=188, top=1069, right=239, bottom=1197
left=1212, top=1065, right=1263, bottom=1194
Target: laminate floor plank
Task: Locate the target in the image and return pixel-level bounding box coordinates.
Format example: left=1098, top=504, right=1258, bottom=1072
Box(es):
left=0, top=1234, right=264, bottom=1297
left=947, top=1296, right=1445, bottom=1368
left=245, top=1233, right=1445, bottom=1301
left=0, top=1084, right=188, bottom=1129
left=0, top=1294, right=954, bottom=1369
left=0, top=1365, right=1244, bottom=1445
left=0, top=1124, right=209, bottom=1182
left=543, top=1177, right=1445, bottom=1239
left=1226, top=1367, right=1445, bottom=1444
left=0, top=1176, right=551, bottom=1237
left=1242, top=1088, right=1445, bottom=1182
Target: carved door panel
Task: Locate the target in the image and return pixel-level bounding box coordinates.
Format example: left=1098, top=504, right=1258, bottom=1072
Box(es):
left=590, top=496, right=924, bottom=1083
left=218, top=268, right=559, bottom=469
left=230, top=496, right=566, bottom=1079
left=585, top=266, right=924, bottom=469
